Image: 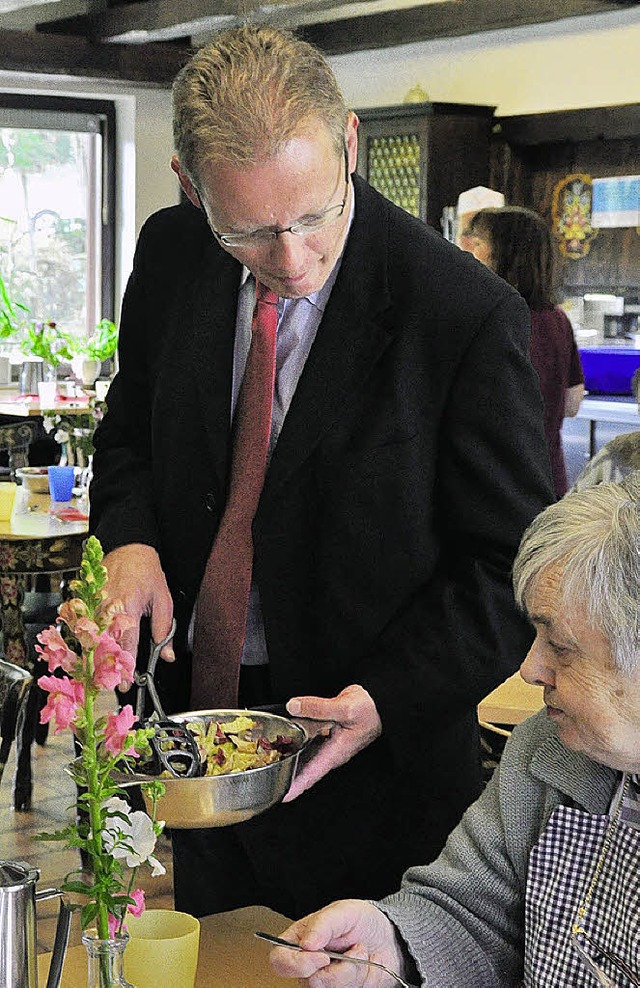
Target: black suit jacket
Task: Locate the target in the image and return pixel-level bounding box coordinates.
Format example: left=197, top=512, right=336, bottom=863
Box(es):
left=90, top=177, right=554, bottom=914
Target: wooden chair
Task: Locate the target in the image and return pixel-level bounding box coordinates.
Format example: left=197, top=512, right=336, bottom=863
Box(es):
left=0, top=419, right=47, bottom=479
left=0, top=659, right=32, bottom=792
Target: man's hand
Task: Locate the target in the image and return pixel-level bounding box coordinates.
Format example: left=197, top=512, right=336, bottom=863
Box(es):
left=269, top=899, right=408, bottom=987
left=102, top=544, right=175, bottom=667
left=283, top=685, right=382, bottom=801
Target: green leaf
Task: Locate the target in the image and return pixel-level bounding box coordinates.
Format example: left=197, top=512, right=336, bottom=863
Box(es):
left=62, top=880, right=95, bottom=895
left=33, top=824, right=79, bottom=843
left=81, top=902, right=99, bottom=928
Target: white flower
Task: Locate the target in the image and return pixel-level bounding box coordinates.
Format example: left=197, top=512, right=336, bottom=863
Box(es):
left=43, top=416, right=55, bottom=434
left=54, top=428, right=69, bottom=444
left=102, top=796, right=166, bottom=874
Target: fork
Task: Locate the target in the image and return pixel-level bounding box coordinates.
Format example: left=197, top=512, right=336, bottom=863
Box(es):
left=255, top=930, right=420, bottom=988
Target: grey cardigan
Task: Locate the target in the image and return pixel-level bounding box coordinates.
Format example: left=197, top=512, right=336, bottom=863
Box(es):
left=378, top=710, right=619, bottom=987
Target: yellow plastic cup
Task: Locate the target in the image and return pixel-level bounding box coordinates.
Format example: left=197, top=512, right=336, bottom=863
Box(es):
left=0, top=482, right=18, bottom=521
left=124, top=910, right=200, bottom=988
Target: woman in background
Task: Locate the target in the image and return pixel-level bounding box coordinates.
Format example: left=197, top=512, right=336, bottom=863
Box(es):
left=464, top=206, right=584, bottom=498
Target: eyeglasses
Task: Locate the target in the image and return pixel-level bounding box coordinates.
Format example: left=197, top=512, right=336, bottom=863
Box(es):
left=200, top=144, right=349, bottom=250
left=571, top=924, right=640, bottom=987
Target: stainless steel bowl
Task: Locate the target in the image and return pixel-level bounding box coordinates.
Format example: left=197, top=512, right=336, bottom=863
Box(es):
left=118, top=708, right=308, bottom=829
left=15, top=466, right=50, bottom=493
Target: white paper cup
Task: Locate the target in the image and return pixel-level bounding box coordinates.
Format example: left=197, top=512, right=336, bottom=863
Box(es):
left=124, top=910, right=200, bottom=988
left=37, top=380, right=57, bottom=406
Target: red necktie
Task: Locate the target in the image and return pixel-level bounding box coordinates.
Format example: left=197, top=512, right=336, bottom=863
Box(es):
left=190, top=282, right=279, bottom=709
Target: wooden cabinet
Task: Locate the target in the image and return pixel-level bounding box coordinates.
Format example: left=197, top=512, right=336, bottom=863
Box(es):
left=355, top=102, right=495, bottom=232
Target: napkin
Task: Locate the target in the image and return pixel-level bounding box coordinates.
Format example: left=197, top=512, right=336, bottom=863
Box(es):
left=50, top=507, right=89, bottom=521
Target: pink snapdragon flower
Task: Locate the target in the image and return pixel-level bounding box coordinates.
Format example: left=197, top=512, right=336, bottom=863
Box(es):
left=93, top=635, right=136, bottom=690
left=108, top=889, right=145, bottom=937
left=58, top=598, right=89, bottom=630
left=128, top=888, right=145, bottom=916
left=104, top=705, right=138, bottom=757
left=39, top=675, right=85, bottom=732
left=106, top=612, right=136, bottom=643
left=73, top=617, right=102, bottom=651
left=36, top=627, right=78, bottom=675
left=96, top=600, right=136, bottom=643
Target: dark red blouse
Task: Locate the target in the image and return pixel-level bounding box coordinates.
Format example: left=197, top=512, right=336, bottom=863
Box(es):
left=529, top=307, right=584, bottom=498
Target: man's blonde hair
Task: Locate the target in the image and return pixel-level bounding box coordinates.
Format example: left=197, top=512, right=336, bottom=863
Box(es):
left=172, top=24, right=348, bottom=185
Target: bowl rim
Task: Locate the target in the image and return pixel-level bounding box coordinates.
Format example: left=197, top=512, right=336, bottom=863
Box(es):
left=116, top=708, right=308, bottom=784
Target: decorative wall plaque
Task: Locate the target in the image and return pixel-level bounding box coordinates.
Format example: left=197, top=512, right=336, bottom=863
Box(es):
left=551, top=173, right=598, bottom=259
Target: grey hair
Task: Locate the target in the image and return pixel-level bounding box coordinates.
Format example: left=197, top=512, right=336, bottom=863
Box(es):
left=513, top=477, right=640, bottom=673
left=172, top=24, right=348, bottom=187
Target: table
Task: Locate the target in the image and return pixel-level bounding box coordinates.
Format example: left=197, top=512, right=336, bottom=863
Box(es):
left=38, top=906, right=293, bottom=988
left=478, top=672, right=544, bottom=727
left=576, top=396, right=639, bottom=456
left=0, top=485, right=88, bottom=808
left=0, top=391, right=91, bottom=418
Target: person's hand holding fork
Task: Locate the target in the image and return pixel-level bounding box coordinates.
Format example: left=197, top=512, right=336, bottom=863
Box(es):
left=267, top=898, right=419, bottom=987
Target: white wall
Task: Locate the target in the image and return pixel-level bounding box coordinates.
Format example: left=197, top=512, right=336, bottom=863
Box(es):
left=330, top=9, right=640, bottom=114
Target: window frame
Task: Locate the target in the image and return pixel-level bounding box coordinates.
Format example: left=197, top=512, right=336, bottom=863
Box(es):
left=0, top=93, right=116, bottom=326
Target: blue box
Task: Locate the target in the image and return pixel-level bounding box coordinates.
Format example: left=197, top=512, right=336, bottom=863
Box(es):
left=578, top=347, right=640, bottom=396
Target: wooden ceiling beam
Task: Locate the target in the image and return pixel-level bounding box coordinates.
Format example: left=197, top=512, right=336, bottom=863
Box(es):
left=6, top=0, right=638, bottom=75
left=37, top=0, right=640, bottom=50
left=299, top=0, right=640, bottom=54
left=0, top=28, right=189, bottom=84
left=38, top=0, right=413, bottom=43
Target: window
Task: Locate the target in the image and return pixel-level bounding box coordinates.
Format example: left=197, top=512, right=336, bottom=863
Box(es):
left=0, top=95, right=115, bottom=346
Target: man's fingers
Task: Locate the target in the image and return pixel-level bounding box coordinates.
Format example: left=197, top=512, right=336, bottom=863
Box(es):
left=287, top=695, right=345, bottom=722
left=287, top=685, right=378, bottom=728
left=119, top=624, right=141, bottom=661
left=283, top=734, right=351, bottom=802
left=150, top=603, right=176, bottom=663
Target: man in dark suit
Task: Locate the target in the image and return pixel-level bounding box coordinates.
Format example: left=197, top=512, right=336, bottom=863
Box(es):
left=90, top=24, right=554, bottom=920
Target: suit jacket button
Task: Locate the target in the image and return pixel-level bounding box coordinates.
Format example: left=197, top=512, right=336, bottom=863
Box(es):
left=204, top=492, right=217, bottom=512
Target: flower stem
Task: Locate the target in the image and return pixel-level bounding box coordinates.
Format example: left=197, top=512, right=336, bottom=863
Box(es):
left=83, top=663, right=110, bottom=942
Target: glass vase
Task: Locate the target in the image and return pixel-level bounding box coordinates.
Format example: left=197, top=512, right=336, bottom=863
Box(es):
left=82, top=930, right=136, bottom=988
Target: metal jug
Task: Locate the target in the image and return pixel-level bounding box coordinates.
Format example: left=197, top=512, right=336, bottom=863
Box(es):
left=0, top=860, right=71, bottom=988
left=18, top=358, right=45, bottom=397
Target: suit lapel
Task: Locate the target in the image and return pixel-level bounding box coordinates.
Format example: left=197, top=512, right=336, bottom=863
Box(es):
left=187, top=238, right=242, bottom=498
left=262, top=178, right=396, bottom=507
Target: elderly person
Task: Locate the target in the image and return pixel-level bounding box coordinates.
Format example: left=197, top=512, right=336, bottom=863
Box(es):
left=270, top=478, right=640, bottom=987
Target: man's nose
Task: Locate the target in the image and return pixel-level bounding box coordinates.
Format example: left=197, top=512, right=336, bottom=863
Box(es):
left=269, top=231, right=307, bottom=267
left=520, top=639, right=555, bottom=688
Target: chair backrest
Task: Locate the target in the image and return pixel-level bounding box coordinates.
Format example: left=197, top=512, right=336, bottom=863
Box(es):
left=0, top=659, right=32, bottom=722
left=572, top=430, right=640, bottom=491
left=0, top=420, right=47, bottom=478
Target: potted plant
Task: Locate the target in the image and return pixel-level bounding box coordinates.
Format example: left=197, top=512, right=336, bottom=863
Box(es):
left=71, top=318, right=118, bottom=387
left=18, top=319, right=74, bottom=394
left=0, top=271, right=29, bottom=340
left=0, top=272, right=29, bottom=386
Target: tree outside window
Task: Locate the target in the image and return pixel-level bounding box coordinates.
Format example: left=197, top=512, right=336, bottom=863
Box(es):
left=0, top=98, right=115, bottom=367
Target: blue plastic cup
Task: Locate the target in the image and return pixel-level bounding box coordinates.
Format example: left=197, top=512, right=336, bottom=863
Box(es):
left=48, top=465, right=75, bottom=502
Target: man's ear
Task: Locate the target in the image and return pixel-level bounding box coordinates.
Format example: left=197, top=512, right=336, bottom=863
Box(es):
left=170, top=155, right=201, bottom=209
left=345, top=111, right=359, bottom=175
